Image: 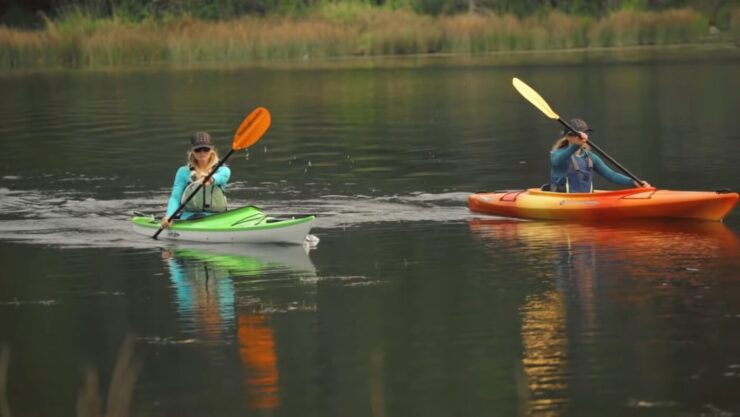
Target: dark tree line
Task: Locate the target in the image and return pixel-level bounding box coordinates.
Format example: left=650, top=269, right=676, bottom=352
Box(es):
left=0, top=0, right=731, bottom=26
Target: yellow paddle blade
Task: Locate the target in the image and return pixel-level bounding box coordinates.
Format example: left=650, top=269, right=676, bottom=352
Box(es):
left=512, top=78, right=560, bottom=120
left=232, top=107, right=271, bottom=150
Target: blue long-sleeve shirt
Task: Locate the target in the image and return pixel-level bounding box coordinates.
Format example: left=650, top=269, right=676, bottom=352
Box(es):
left=166, top=256, right=235, bottom=335
left=166, top=165, right=231, bottom=219
left=550, top=144, right=633, bottom=189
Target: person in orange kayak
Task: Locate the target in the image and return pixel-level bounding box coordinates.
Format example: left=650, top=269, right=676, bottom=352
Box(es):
left=160, top=132, right=231, bottom=228
left=548, top=118, right=650, bottom=193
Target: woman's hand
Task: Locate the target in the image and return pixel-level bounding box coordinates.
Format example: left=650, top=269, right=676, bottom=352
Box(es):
left=575, top=132, right=589, bottom=146
left=195, top=175, right=213, bottom=185
left=160, top=216, right=172, bottom=228
left=634, top=180, right=651, bottom=188
left=567, top=132, right=589, bottom=147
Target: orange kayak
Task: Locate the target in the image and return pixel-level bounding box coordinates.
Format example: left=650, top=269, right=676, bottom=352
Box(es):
left=468, top=187, right=738, bottom=222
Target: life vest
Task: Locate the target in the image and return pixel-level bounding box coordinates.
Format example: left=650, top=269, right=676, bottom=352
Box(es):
left=182, top=170, right=227, bottom=213
left=563, top=152, right=594, bottom=193
left=548, top=151, right=594, bottom=193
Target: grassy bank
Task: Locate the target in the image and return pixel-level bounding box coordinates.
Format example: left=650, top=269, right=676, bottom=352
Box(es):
left=0, top=5, right=736, bottom=70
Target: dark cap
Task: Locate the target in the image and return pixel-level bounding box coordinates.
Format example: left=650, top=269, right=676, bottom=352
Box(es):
left=562, top=118, right=594, bottom=136
left=190, top=131, right=214, bottom=150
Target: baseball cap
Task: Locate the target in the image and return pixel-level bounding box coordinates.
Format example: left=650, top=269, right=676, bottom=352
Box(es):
left=190, top=131, right=214, bottom=150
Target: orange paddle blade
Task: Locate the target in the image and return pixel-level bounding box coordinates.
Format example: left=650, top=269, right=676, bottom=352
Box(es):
left=233, top=107, right=271, bottom=150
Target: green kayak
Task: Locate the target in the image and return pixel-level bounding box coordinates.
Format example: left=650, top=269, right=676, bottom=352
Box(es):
left=132, top=206, right=315, bottom=244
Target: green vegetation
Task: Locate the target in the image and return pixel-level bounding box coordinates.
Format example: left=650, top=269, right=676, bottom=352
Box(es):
left=2, top=0, right=737, bottom=24
left=0, top=0, right=737, bottom=70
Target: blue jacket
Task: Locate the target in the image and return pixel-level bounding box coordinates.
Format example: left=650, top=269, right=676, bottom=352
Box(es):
left=550, top=144, right=633, bottom=192
left=166, top=165, right=231, bottom=219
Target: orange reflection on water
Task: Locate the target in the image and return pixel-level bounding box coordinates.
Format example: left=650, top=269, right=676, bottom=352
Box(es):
left=520, top=291, right=569, bottom=416
left=471, top=219, right=740, bottom=416
left=238, top=314, right=280, bottom=410
left=469, top=219, right=740, bottom=280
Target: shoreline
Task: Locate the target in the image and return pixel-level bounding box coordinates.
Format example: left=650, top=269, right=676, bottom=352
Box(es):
left=0, top=42, right=737, bottom=76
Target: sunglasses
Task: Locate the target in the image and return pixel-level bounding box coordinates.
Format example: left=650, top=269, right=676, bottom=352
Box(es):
left=193, top=147, right=212, bottom=153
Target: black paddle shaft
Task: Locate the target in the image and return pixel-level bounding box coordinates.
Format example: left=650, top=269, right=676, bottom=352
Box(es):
left=558, top=118, right=643, bottom=185
left=152, top=148, right=235, bottom=240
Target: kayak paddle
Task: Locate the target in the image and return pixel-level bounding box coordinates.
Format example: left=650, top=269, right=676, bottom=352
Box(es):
left=153, top=107, right=272, bottom=240
left=512, top=77, right=643, bottom=185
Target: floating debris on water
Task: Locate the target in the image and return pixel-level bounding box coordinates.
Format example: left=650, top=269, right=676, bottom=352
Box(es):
left=137, top=336, right=200, bottom=345
left=0, top=298, right=58, bottom=307
left=626, top=399, right=678, bottom=408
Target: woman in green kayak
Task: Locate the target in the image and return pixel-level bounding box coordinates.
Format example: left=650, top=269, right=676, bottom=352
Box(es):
left=160, top=132, right=231, bottom=228
left=548, top=118, right=650, bottom=193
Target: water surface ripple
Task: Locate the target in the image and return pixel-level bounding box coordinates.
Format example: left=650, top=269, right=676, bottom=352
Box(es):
left=0, top=56, right=739, bottom=417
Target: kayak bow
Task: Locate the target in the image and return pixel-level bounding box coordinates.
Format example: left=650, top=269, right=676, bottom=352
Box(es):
left=468, top=188, right=738, bottom=222
left=132, top=206, right=314, bottom=244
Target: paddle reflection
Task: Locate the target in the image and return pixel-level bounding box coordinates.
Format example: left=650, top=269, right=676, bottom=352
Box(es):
left=238, top=314, right=279, bottom=410
left=161, top=243, right=316, bottom=410
left=470, top=219, right=740, bottom=414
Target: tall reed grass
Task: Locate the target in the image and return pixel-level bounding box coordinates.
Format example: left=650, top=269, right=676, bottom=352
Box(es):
left=732, top=7, right=740, bottom=39
left=1, top=345, right=12, bottom=417
left=0, top=6, right=729, bottom=70
left=0, top=337, right=139, bottom=417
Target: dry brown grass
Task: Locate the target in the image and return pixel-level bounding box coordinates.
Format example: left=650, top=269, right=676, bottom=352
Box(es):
left=0, top=337, right=139, bottom=417
left=439, top=13, right=523, bottom=52
left=590, top=8, right=707, bottom=47
left=0, top=345, right=12, bottom=417
left=730, top=7, right=740, bottom=39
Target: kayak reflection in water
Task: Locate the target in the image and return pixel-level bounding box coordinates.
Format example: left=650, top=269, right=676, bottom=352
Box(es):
left=161, top=248, right=237, bottom=340
left=160, top=132, right=231, bottom=229
left=547, top=118, right=651, bottom=193
left=469, top=219, right=740, bottom=413
left=161, top=247, right=281, bottom=410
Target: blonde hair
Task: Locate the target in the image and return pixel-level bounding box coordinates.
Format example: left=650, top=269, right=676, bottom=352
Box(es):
left=187, top=148, right=220, bottom=177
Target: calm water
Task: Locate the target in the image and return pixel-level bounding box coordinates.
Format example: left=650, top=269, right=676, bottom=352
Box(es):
left=1, top=52, right=739, bottom=417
